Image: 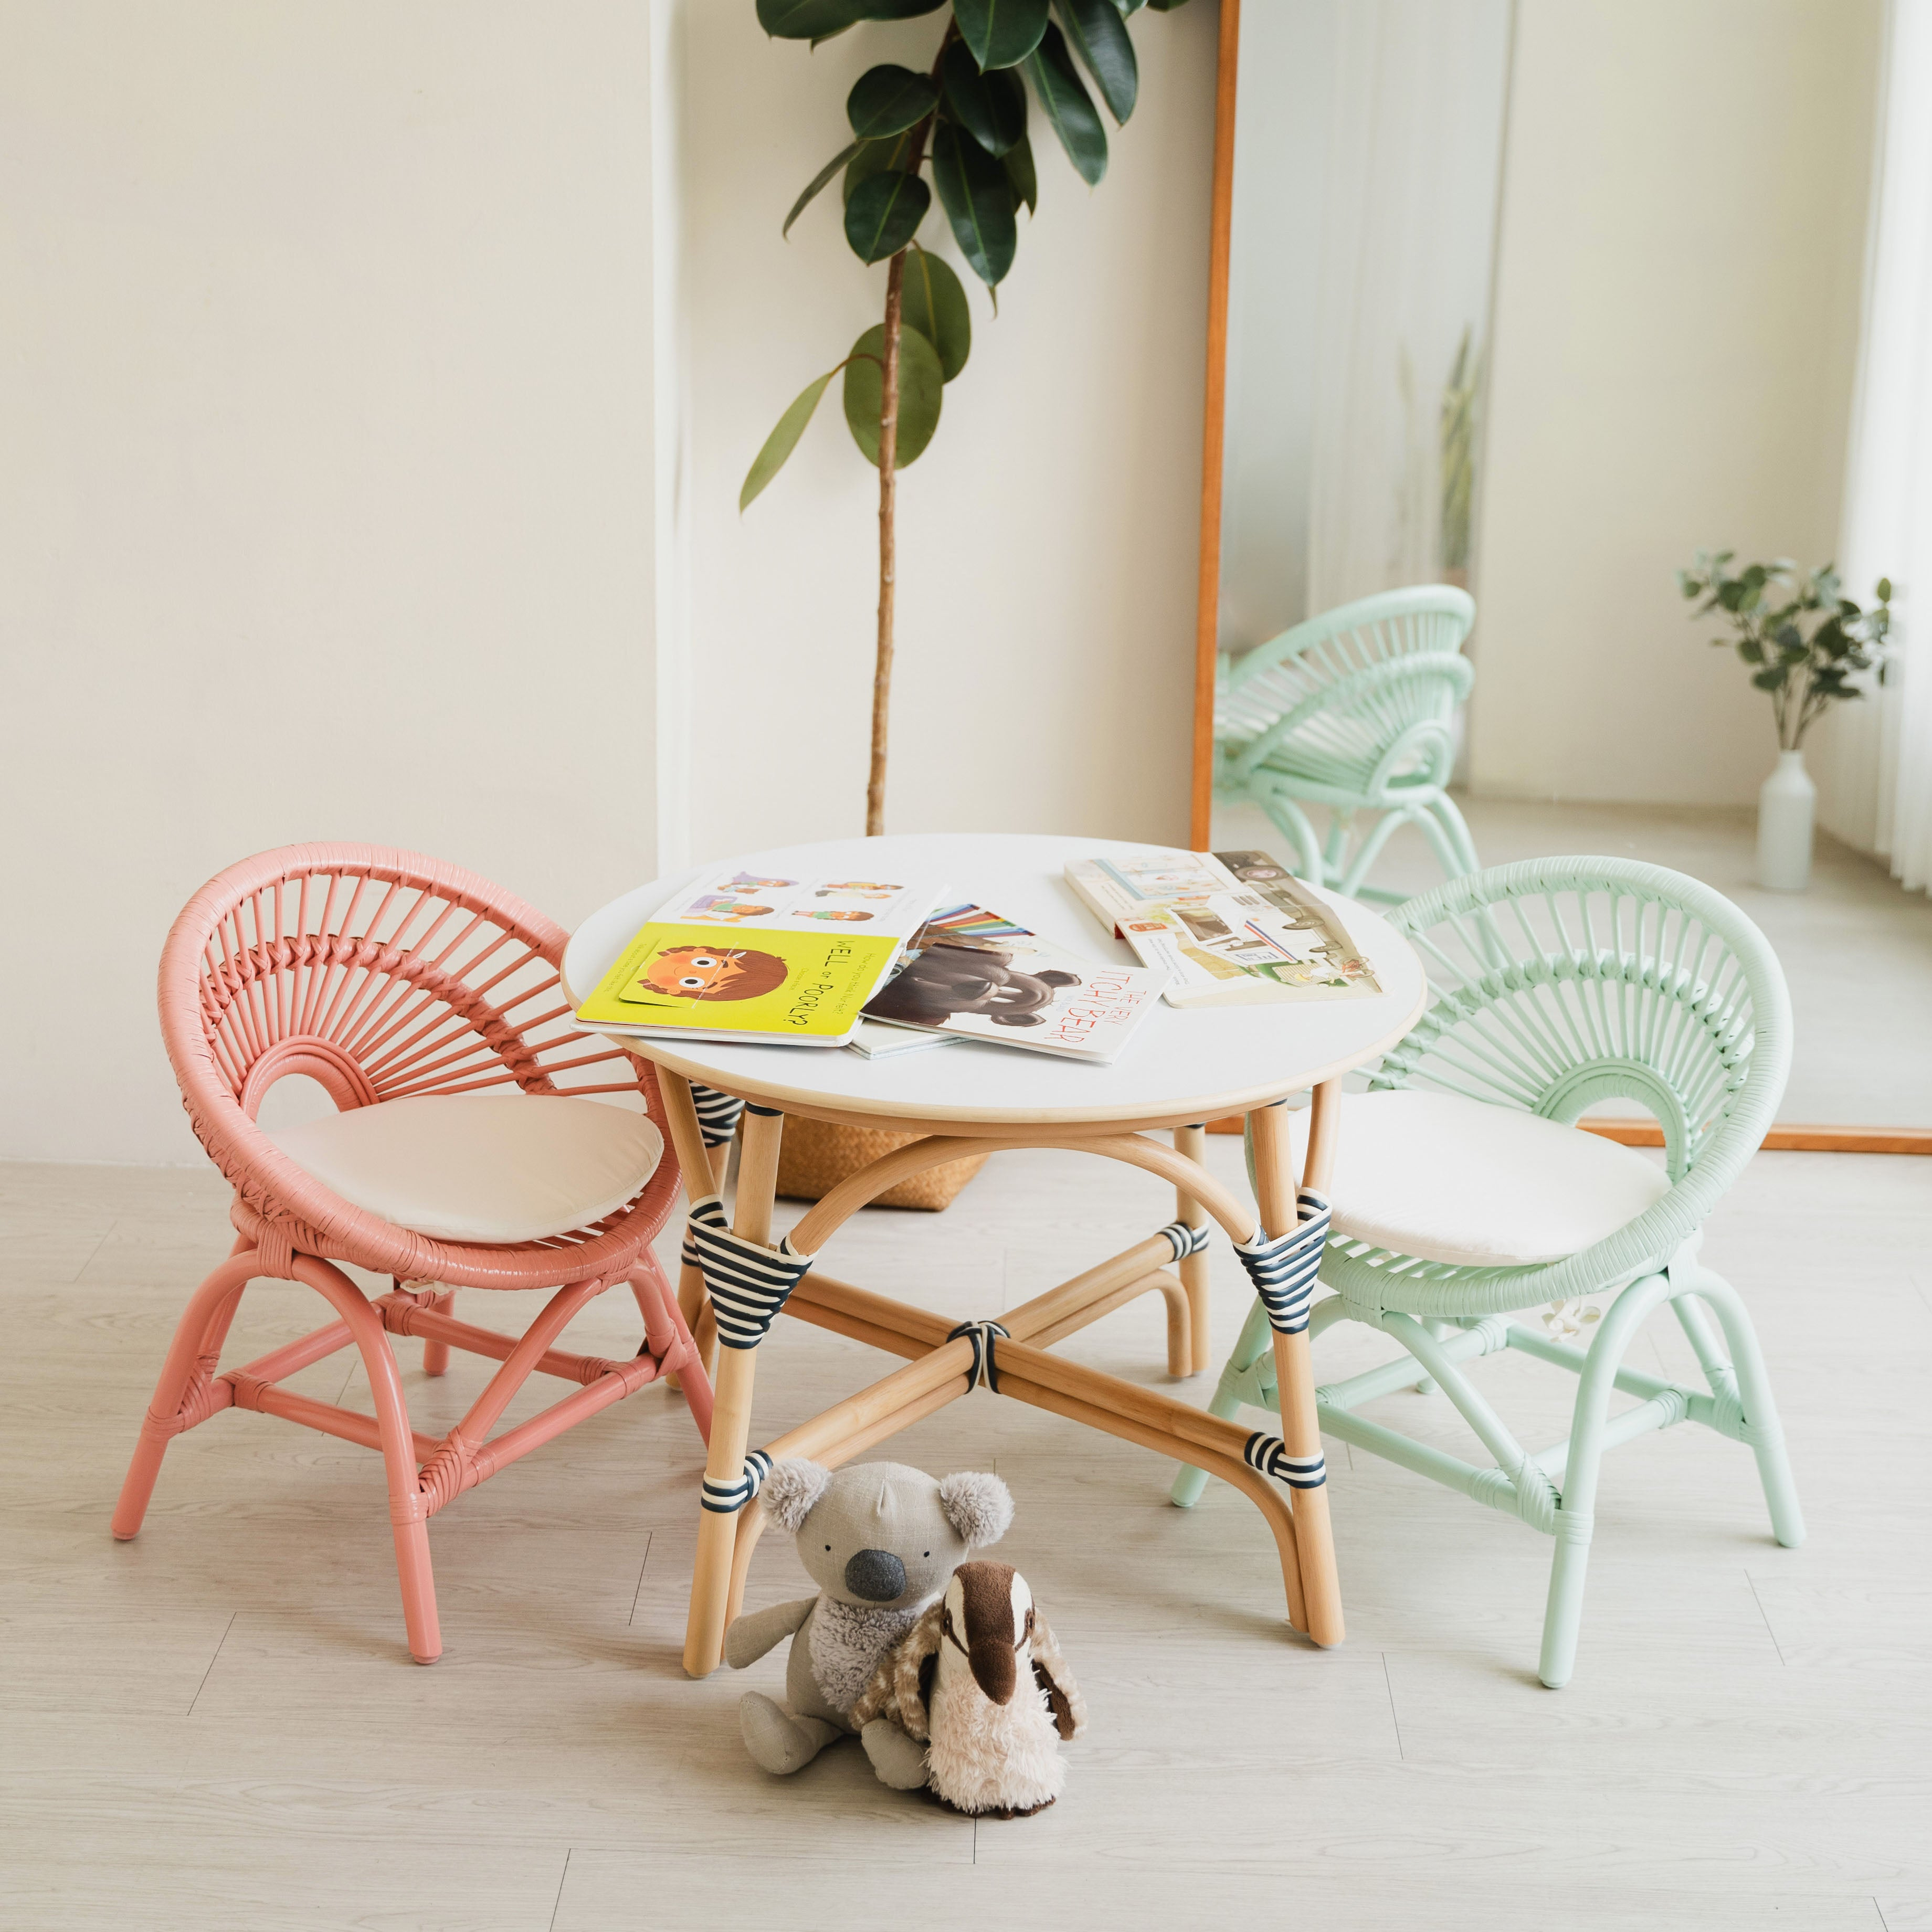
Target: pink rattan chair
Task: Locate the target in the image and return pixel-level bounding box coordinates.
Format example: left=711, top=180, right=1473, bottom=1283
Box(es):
left=113, top=843, right=713, bottom=1664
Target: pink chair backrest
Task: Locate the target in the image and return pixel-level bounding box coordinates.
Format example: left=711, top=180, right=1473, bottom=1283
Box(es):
left=159, top=842, right=678, bottom=1276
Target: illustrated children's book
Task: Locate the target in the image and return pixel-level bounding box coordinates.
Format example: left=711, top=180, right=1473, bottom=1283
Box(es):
left=860, top=902, right=1165, bottom=1064
left=1063, top=850, right=1379, bottom=1009
left=573, top=869, right=945, bottom=1048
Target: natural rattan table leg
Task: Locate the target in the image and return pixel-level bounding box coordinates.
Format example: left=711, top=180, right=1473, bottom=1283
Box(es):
left=682, top=1105, right=784, bottom=1677
left=1253, top=1087, right=1344, bottom=1646
left=680, top=1114, right=1345, bottom=1671
left=1174, top=1122, right=1211, bottom=1378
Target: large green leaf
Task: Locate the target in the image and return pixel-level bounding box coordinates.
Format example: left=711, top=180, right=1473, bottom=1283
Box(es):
left=1002, top=131, right=1038, bottom=213
left=784, top=141, right=863, bottom=238
left=954, top=0, right=1051, bottom=71
left=1144, top=0, right=1197, bottom=9
left=902, top=245, right=972, bottom=380
left=843, top=130, right=914, bottom=205
left=741, top=367, right=839, bottom=510
left=857, top=0, right=949, bottom=14
left=932, top=121, right=1019, bottom=284
left=844, top=168, right=932, bottom=263
left=847, top=64, right=941, bottom=139
left=941, top=41, right=1028, bottom=154
left=1024, top=24, right=1107, bottom=184
left=1054, top=0, right=1136, bottom=122
left=842, top=321, right=946, bottom=467
left=757, top=0, right=870, bottom=39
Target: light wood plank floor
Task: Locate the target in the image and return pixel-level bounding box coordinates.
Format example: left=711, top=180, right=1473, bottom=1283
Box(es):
left=3, top=1143, right=1927, bottom=1931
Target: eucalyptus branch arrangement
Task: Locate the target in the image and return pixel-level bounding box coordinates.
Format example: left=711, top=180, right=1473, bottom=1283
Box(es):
left=1679, top=551, right=1894, bottom=751
left=739, top=0, right=1196, bottom=833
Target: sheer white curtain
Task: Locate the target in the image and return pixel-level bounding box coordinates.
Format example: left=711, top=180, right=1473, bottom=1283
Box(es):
left=1303, top=0, right=1512, bottom=615
left=1827, top=0, right=1932, bottom=892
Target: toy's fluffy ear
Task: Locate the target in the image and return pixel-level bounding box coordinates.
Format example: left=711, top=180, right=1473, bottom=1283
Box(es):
left=761, top=1459, right=831, bottom=1534
left=937, top=1471, right=1013, bottom=1548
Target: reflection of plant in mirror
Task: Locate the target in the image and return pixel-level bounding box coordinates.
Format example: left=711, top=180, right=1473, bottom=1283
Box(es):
left=1439, top=327, right=1481, bottom=580
left=1678, top=552, right=1894, bottom=750
left=737, top=0, right=1197, bottom=836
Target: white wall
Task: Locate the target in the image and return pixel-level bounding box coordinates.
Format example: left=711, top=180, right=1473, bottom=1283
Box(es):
left=1469, top=0, right=1882, bottom=805
left=1, top=2, right=666, bottom=1163
left=671, top=2, right=1216, bottom=862
left=1, top=1, right=1218, bottom=1166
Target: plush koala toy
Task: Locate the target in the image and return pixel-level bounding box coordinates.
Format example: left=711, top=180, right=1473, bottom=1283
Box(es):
left=724, top=1458, right=1013, bottom=1785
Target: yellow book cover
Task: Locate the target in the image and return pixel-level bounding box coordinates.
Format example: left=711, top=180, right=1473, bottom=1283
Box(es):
left=573, top=867, right=946, bottom=1046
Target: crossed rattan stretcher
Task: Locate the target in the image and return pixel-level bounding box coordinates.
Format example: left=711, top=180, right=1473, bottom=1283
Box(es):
left=652, top=1071, right=1352, bottom=1677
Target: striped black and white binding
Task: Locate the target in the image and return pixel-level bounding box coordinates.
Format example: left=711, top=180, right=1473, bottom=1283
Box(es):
left=701, top=1447, right=773, bottom=1514
left=946, top=1319, right=1010, bottom=1392
left=689, top=1084, right=747, bottom=1148
left=1232, top=1188, right=1331, bottom=1336
left=1244, top=1430, right=1327, bottom=1490
left=684, top=1196, right=815, bottom=1349
left=1156, top=1219, right=1211, bottom=1264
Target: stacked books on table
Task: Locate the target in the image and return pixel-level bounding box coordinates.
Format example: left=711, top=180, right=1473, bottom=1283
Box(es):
left=572, top=867, right=945, bottom=1048
left=1064, top=849, right=1380, bottom=1008
left=572, top=867, right=1166, bottom=1063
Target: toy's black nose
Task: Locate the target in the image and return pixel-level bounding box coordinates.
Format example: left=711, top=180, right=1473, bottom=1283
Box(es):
left=844, top=1548, right=907, bottom=1601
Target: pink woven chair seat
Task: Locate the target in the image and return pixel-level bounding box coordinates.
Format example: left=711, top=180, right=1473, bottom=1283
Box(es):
left=114, top=843, right=713, bottom=1664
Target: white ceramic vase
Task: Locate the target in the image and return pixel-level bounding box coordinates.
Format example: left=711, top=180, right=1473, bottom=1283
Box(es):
left=1757, top=747, right=1815, bottom=891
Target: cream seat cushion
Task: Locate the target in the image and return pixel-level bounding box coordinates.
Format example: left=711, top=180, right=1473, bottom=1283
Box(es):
left=1292, top=1089, right=1671, bottom=1269
left=267, top=1094, right=664, bottom=1245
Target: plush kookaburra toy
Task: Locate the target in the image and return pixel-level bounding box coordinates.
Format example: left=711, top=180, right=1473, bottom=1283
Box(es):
left=852, top=1560, right=1084, bottom=1816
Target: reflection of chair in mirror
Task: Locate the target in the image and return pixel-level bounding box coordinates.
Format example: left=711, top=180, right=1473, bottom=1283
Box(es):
left=1172, top=858, right=1803, bottom=1687
left=1213, top=585, right=1479, bottom=902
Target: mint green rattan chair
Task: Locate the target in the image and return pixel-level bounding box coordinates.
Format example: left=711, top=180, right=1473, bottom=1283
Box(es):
left=1171, top=857, right=1804, bottom=1686
left=1216, top=585, right=1479, bottom=901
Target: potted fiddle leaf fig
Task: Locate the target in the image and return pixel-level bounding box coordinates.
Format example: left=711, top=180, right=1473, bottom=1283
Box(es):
left=740, top=0, right=1196, bottom=1213
left=1678, top=551, right=1893, bottom=892
left=741, top=0, right=1196, bottom=837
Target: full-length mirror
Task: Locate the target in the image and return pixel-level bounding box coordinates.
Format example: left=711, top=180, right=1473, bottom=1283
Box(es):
left=1191, top=0, right=1930, bottom=1145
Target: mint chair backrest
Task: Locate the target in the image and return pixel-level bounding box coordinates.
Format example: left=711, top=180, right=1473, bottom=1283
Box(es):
left=1217, top=585, right=1477, bottom=794
left=1375, top=860, right=1791, bottom=1220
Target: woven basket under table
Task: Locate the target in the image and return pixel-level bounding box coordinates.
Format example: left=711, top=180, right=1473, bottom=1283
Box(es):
left=774, top=1115, right=985, bottom=1212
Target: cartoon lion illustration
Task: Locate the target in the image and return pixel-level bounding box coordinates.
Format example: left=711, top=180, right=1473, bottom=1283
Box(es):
left=631, top=945, right=789, bottom=1004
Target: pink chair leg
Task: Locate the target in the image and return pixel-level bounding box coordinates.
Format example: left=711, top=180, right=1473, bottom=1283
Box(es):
left=421, top=1289, right=455, bottom=1377
left=112, top=1251, right=257, bottom=1540
left=631, top=1257, right=713, bottom=1443
left=292, top=1256, right=443, bottom=1664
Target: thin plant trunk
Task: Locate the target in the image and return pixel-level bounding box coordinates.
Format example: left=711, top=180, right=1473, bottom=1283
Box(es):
left=868, top=252, right=905, bottom=837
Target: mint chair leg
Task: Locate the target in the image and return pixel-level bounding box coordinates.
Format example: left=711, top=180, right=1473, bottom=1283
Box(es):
left=1255, top=787, right=1326, bottom=883
left=1422, top=791, right=1481, bottom=876
left=1335, top=808, right=1411, bottom=898
left=1171, top=1296, right=1274, bottom=1508
left=1538, top=1271, right=1675, bottom=1688
left=1671, top=1269, right=1806, bottom=1548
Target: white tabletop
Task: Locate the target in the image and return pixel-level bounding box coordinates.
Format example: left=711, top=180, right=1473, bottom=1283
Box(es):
left=563, top=834, right=1429, bottom=1131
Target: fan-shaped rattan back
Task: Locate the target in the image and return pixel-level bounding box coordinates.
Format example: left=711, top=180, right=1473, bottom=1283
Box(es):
left=122, top=843, right=710, bottom=1666
left=1379, top=857, right=1790, bottom=1199
left=1214, top=586, right=1481, bottom=901
left=161, top=841, right=680, bottom=1290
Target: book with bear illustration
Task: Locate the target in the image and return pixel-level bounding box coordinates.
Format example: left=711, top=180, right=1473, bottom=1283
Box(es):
left=1064, top=849, right=1380, bottom=1009
left=572, top=868, right=946, bottom=1047
left=859, top=902, right=1165, bottom=1064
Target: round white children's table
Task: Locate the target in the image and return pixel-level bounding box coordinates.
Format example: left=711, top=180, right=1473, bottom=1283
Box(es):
left=564, top=833, right=1428, bottom=1674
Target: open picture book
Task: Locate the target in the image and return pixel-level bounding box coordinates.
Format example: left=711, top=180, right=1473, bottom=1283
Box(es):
left=572, top=867, right=945, bottom=1048
left=858, top=902, right=1165, bottom=1064
left=1064, top=849, right=1380, bottom=1009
